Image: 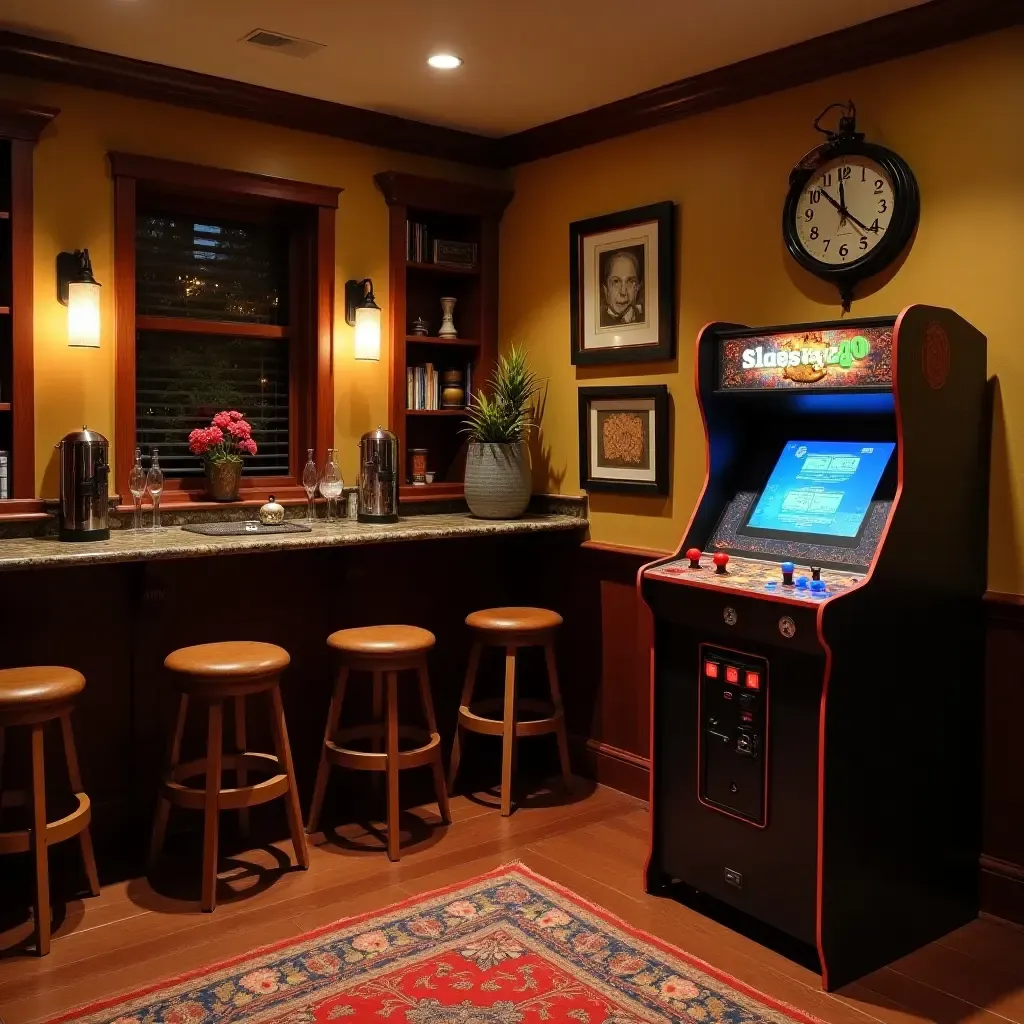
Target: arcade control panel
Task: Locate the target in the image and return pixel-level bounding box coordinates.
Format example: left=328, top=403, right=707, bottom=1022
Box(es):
left=644, top=549, right=865, bottom=604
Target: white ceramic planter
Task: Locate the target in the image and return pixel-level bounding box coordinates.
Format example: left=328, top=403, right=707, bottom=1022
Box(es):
left=464, top=441, right=531, bottom=519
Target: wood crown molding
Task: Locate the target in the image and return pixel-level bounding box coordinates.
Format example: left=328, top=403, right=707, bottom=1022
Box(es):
left=108, top=151, right=341, bottom=208
left=0, top=30, right=500, bottom=168
left=497, top=0, right=1023, bottom=163
left=373, top=171, right=513, bottom=218
left=1, top=0, right=1020, bottom=168
left=0, top=98, right=59, bottom=141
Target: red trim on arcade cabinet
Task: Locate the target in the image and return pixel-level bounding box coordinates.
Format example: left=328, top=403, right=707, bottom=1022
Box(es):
left=638, top=320, right=723, bottom=893
left=697, top=642, right=771, bottom=829
left=645, top=565, right=844, bottom=607
left=812, top=305, right=910, bottom=991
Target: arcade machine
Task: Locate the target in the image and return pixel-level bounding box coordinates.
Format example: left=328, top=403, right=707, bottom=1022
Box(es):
left=640, top=305, right=988, bottom=990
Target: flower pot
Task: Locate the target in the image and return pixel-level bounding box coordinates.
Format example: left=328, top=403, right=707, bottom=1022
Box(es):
left=205, top=458, right=243, bottom=501
left=464, top=442, right=531, bottom=520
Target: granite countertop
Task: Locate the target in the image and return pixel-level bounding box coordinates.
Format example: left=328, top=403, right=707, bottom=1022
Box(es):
left=0, top=512, right=587, bottom=572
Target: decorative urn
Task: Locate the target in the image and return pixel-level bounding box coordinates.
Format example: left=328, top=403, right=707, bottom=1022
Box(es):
left=258, top=495, right=285, bottom=525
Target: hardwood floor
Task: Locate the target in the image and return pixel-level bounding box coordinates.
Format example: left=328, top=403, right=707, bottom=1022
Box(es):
left=1, top=782, right=1022, bottom=1024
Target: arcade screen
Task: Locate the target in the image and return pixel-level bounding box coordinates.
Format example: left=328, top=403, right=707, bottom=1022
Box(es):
left=741, top=440, right=895, bottom=545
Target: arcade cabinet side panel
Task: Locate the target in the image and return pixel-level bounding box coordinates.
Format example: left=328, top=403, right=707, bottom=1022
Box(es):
left=816, top=306, right=988, bottom=990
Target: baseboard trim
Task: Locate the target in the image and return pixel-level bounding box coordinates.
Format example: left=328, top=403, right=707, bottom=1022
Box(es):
left=981, top=856, right=1024, bottom=925
left=571, top=735, right=650, bottom=801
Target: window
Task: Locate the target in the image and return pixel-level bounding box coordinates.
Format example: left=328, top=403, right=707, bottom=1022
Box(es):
left=110, top=152, right=339, bottom=502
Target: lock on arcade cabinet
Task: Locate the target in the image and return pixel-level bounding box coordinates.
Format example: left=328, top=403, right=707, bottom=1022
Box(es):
left=640, top=305, right=988, bottom=990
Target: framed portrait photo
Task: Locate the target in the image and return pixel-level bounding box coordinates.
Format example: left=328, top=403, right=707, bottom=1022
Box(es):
left=578, top=385, right=670, bottom=495
left=569, top=201, right=675, bottom=365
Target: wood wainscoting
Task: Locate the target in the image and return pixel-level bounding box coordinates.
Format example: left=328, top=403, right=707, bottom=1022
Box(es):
left=565, top=540, right=1024, bottom=926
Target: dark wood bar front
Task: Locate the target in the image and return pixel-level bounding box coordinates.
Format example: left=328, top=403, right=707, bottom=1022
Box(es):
left=0, top=513, right=586, bottom=887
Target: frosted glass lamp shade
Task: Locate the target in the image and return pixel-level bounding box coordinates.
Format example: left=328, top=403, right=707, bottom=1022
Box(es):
left=354, top=304, right=381, bottom=361
left=67, top=280, right=101, bottom=348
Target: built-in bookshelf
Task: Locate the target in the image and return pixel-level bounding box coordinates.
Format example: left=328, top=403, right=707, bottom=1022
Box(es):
left=0, top=102, right=57, bottom=503
left=374, top=172, right=513, bottom=500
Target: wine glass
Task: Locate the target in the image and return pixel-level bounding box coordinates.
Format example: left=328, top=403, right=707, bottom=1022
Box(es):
left=128, top=447, right=146, bottom=531
left=319, top=448, right=342, bottom=522
left=146, top=447, right=164, bottom=529
left=302, top=448, right=318, bottom=524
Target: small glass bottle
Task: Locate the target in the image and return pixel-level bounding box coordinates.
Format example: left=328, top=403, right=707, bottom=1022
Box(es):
left=319, top=448, right=343, bottom=522
left=128, top=447, right=146, bottom=531
left=302, top=448, right=318, bottom=523
left=146, top=447, right=164, bottom=529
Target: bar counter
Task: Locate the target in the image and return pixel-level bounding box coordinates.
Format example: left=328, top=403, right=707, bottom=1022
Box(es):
left=0, top=511, right=585, bottom=572
left=0, top=505, right=588, bottom=885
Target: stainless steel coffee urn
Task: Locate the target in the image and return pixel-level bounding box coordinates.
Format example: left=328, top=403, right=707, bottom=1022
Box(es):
left=358, top=426, right=399, bottom=524
left=58, top=427, right=110, bottom=541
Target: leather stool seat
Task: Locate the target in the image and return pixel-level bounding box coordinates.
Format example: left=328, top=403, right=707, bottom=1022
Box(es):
left=0, top=666, right=85, bottom=717
left=466, top=607, right=563, bottom=636
left=328, top=625, right=435, bottom=657
left=165, top=641, right=290, bottom=681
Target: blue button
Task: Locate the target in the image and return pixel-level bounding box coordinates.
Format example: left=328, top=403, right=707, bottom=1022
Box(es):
left=781, top=561, right=794, bottom=573
left=765, top=581, right=777, bottom=590
left=810, top=579, right=826, bottom=592
left=795, top=576, right=809, bottom=588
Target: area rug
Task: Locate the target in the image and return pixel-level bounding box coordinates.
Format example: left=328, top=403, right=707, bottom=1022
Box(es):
left=51, top=864, right=824, bottom=1023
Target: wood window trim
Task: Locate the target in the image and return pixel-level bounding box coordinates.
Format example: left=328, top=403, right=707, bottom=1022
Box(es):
left=111, top=153, right=340, bottom=505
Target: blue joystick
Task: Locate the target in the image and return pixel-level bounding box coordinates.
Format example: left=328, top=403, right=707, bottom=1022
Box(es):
left=810, top=579, right=827, bottom=593
left=795, top=576, right=809, bottom=589
left=781, top=561, right=795, bottom=586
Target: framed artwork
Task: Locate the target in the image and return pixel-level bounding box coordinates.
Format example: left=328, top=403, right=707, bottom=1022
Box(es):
left=578, top=385, right=670, bottom=495
left=569, top=201, right=676, bottom=365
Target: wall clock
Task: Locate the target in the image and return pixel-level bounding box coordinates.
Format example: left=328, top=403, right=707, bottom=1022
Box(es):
left=783, top=102, right=919, bottom=311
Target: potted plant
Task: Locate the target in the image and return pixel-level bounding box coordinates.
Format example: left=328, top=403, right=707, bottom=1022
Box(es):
left=462, top=345, right=541, bottom=519
left=188, top=410, right=258, bottom=501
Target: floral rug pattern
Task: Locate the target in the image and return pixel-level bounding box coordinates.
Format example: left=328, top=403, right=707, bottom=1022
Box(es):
left=50, top=864, right=823, bottom=1024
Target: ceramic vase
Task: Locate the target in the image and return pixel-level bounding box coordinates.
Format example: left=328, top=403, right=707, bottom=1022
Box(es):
left=438, top=296, right=458, bottom=338
left=206, top=458, right=242, bottom=501
left=464, top=442, right=531, bottom=519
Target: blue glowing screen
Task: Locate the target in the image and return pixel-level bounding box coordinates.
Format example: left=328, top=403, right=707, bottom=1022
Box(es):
left=746, top=440, right=895, bottom=539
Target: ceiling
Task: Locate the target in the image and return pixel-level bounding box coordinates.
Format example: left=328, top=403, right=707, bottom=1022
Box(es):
left=0, top=0, right=928, bottom=137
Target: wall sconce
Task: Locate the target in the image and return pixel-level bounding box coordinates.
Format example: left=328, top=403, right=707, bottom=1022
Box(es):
left=57, top=249, right=102, bottom=348
left=345, top=278, right=381, bottom=361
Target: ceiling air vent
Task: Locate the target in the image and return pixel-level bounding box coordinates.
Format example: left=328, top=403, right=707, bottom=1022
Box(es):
left=241, top=29, right=325, bottom=59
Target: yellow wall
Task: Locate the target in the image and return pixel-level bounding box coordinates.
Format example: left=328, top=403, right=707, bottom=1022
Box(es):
left=501, top=28, right=1024, bottom=593
left=0, top=75, right=507, bottom=495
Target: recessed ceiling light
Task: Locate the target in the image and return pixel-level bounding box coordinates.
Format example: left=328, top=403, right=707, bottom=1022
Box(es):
left=427, top=53, right=462, bottom=70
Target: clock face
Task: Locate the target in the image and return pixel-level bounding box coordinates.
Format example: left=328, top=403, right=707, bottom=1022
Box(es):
left=793, top=156, right=895, bottom=267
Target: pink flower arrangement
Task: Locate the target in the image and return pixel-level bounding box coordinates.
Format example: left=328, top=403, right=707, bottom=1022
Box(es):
left=188, top=410, right=258, bottom=462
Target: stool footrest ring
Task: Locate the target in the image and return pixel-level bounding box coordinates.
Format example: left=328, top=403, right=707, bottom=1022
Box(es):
left=326, top=725, right=440, bottom=771
left=457, top=698, right=563, bottom=739
left=0, top=792, right=92, bottom=855
left=161, top=752, right=289, bottom=811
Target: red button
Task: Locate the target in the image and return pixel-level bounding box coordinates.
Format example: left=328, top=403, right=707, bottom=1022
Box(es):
left=725, top=666, right=739, bottom=684
left=745, top=671, right=761, bottom=690
left=704, top=660, right=719, bottom=679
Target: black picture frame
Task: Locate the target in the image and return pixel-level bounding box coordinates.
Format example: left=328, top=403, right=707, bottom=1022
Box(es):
left=578, top=384, right=670, bottom=495
left=569, top=202, right=676, bottom=365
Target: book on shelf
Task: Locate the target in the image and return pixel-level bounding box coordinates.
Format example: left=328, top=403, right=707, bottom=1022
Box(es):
left=406, top=362, right=473, bottom=411
left=406, top=220, right=432, bottom=264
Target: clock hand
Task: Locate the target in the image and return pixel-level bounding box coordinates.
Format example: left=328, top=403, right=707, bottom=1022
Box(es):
left=838, top=178, right=847, bottom=226
left=818, top=188, right=871, bottom=234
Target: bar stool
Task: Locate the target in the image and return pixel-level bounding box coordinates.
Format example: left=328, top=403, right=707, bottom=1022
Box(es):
left=448, top=607, right=571, bottom=816
left=0, top=667, right=99, bottom=955
left=307, top=625, right=450, bottom=861
left=149, top=641, right=308, bottom=912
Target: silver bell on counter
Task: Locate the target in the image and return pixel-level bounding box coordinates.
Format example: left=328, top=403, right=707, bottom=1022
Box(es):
left=258, top=495, right=285, bottom=525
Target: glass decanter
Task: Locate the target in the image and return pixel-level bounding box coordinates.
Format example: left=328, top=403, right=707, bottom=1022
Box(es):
left=302, top=448, right=318, bottom=523
left=128, top=447, right=146, bottom=531
left=319, top=448, right=343, bottom=522
left=146, top=447, right=164, bottom=529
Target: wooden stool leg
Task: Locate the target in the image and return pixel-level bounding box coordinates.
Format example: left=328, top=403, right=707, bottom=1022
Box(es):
left=30, top=724, right=50, bottom=955
left=307, top=667, right=348, bottom=835
left=543, top=640, right=573, bottom=790
left=234, top=695, right=249, bottom=840
left=60, top=713, right=100, bottom=897
left=385, top=671, right=401, bottom=861
left=371, top=671, right=384, bottom=796
left=201, top=700, right=223, bottom=913
left=501, top=648, right=518, bottom=817
left=150, top=693, right=188, bottom=870
left=417, top=663, right=451, bottom=825
left=448, top=641, right=481, bottom=794
left=269, top=685, right=310, bottom=871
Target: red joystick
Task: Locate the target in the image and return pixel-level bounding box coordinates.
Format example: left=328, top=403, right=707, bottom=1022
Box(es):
left=686, top=547, right=702, bottom=569
left=713, top=551, right=730, bottom=575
